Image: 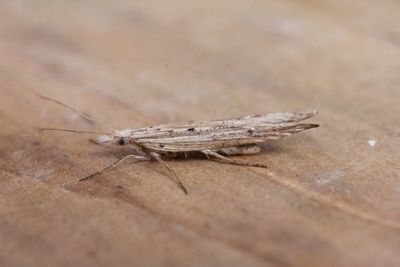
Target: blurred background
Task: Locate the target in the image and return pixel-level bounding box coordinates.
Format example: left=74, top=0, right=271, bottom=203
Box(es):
left=1, top=1, right=400, bottom=267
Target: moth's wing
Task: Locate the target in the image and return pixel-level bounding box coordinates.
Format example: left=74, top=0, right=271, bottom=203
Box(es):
left=129, top=112, right=318, bottom=152
left=238, top=111, right=318, bottom=124
left=138, top=123, right=318, bottom=152
left=127, top=111, right=318, bottom=137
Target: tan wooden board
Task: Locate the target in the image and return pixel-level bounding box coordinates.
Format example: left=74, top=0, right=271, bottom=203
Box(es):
left=1, top=1, right=399, bottom=266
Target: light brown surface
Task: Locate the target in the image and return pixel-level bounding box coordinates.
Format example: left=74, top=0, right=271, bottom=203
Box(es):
left=1, top=1, right=400, bottom=267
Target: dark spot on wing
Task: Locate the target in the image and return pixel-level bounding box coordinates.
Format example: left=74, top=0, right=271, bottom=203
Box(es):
left=159, top=144, right=165, bottom=148
left=188, top=128, right=195, bottom=132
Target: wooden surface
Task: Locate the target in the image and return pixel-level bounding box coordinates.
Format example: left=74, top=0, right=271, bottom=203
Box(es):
left=1, top=1, right=400, bottom=267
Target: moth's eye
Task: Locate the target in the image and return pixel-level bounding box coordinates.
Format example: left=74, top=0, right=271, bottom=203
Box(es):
left=118, top=138, right=125, bottom=145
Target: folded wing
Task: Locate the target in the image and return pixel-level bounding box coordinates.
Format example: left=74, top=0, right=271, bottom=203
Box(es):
left=120, top=112, right=318, bottom=152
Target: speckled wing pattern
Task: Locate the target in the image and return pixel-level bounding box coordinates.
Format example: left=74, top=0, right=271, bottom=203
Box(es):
left=121, top=111, right=319, bottom=153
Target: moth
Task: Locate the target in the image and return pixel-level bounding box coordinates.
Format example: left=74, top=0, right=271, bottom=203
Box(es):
left=38, top=95, right=319, bottom=194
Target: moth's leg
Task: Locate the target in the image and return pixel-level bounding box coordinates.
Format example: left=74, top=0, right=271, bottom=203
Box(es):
left=148, top=152, right=188, bottom=195
left=217, top=144, right=261, bottom=156
left=79, top=154, right=150, bottom=181
left=202, top=150, right=268, bottom=169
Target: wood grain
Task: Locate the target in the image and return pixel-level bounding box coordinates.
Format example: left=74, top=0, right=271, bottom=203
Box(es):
left=1, top=1, right=400, bottom=267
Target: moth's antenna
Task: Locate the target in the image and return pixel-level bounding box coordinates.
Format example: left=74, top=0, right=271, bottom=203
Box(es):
left=36, top=93, right=113, bottom=131
left=39, top=128, right=110, bottom=135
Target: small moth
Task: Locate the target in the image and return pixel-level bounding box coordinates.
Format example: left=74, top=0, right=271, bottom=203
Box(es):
left=38, top=95, right=319, bottom=194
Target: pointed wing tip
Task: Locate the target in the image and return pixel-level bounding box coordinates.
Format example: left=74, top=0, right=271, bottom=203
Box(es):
left=302, top=110, right=318, bottom=120
left=306, top=110, right=318, bottom=117
left=297, top=123, right=319, bottom=131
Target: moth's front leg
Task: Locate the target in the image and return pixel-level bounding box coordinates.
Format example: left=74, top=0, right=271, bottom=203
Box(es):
left=148, top=152, right=188, bottom=195
left=79, top=154, right=151, bottom=181
left=216, top=144, right=261, bottom=156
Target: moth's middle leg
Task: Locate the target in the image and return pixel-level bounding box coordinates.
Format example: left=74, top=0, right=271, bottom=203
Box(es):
left=148, top=152, right=188, bottom=195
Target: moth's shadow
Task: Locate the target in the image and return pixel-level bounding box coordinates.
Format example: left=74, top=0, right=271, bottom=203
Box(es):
left=259, top=141, right=291, bottom=155
left=75, top=140, right=296, bottom=196
left=90, top=140, right=288, bottom=162
left=90, top=145, right=208, bottom=161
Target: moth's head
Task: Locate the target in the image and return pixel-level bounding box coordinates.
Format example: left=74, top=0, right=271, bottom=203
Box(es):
left=96, top=129, right=131, bottom=146
left=95, top=135, right=126, bottom=146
